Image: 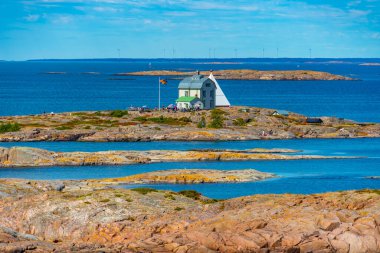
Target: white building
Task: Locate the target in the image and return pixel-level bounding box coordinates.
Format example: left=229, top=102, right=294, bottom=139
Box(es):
left=176, top=72, right=230, bottom=110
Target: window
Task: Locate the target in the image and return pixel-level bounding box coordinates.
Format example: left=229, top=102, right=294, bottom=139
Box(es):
left=206, top=83, right=211, bottom=87
left=185, top=91, right=189, bottom=96
left=210, top=90, right=214, bottom=98
left=202, top=90, right=206, bottom=97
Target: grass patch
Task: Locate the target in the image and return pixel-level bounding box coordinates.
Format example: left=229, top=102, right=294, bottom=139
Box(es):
left=131, top=187, right=158, bottom=195
left=0, top=122, right=21, bottom=133
left=134, top=115, right=190, bottom=125
left=164, top=193, right=176, bottom=200
left=99, top=198, right=110, bottom=203
left=208, top=109, right=226, bottom=129
left=109, top=110, right=129, bottom=118
left=178, top=190, right=201, bottom=200
left=197, top=116, right=206, bottom=128
left=174, top=207, right=184, bottom=211
left=55, top=126, right=73, bottom=130
left=355, top=189, right=380, bottom=195
left=201, top=199, right=220, bottom=204
left=233, top=118, right=247, bottom=126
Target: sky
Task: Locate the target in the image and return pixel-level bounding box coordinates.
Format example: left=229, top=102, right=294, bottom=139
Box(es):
left=0, top=0, right=380, bottom=60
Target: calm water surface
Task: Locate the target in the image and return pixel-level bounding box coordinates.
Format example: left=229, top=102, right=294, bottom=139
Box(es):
left=0, top=59, right=379, bottom=198
left=0, top=58, right=379, bottom=122
left=0, top=138, right=379, bottom=199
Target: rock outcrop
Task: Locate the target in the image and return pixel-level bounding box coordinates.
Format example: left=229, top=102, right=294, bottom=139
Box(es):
left=0, top=147, right=352, bottom=167
left=0, top=107, right=379, bottom=142
left=101, top=169, right=277, bottom=184
left=0, top=179, right=379, bottom=252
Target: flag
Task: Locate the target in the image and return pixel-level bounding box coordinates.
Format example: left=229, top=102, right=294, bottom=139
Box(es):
left=159, top=79, right=167, bottom=85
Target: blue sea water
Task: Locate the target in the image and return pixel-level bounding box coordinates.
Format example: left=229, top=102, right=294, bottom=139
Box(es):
left=0, top=58, right=379, bottom=122
left=0, top=138, right=379, bottom=199
left=0, top=58, right=379, bottom=198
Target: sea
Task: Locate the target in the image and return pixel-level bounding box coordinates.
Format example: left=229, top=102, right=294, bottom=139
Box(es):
left=0, top=58, right=379, bottom=198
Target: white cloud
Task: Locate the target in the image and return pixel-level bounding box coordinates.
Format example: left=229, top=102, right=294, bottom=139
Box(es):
left=51, top=15, right=73, bottom=24
left=24, top=14, right=40, bottom=21
left=93, top=6, right=120, bottom=12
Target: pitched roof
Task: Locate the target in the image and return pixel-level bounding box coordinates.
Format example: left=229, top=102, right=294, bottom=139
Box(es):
left=178, top=75, right=210, bottom=89
left=209, top=73, right=230, bottom=107
left=176, top=96, right=198, bottom=102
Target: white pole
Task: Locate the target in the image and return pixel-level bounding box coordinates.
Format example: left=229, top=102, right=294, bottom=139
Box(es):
left=158, top=77, right=161, bottom=110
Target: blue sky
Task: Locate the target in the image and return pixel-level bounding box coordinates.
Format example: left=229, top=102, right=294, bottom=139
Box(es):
left=1, top=0, right=380, bottom=60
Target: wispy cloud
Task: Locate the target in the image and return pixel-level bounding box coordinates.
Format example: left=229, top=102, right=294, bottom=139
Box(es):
left=24, top=14, right=40, bottom=21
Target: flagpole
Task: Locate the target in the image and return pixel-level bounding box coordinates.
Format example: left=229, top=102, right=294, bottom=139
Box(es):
left=158, top=77, right=161, bottom=111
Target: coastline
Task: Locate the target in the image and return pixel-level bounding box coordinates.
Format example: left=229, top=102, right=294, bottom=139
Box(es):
left=0, top=147, right=355, bottom=168
left=0, top=106, right=379, bottom=142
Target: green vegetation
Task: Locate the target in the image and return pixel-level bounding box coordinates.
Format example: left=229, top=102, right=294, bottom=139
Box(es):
left=233, top=118, right=247, bottom=126
left=208, top=109, right=226, bottom=129
left=127, top=216, right=135, bottom=221
left=174, top=207, right=184, bottom=211
left=99, top=198, right=110, bottom=203
left=55, top=126, right=73, bottom=130
left=131, top=187, right=158, bottom=195
left=201, top=198, right=220, bottom=204
left=178, top=190, right=201, bottom=200
left=0, top=122, right=21, bottom=133
left=356, top=189, right=380, bottom=195
left=109, top=110, right=129, bottom=118
left=197, top=116, right=206, bottom=128
left=164, top=193, right=176, bottom=200
left=134, top=115, right=190, bottom=125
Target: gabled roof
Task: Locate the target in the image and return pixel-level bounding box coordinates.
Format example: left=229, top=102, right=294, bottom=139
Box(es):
left=209, top=73, right=231, bottom=107
left=176, top=96, right=199, bottom=102
left=178, top=75, right=210, bottom=89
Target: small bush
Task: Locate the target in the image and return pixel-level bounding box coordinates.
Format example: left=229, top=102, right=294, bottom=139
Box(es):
left=201, top=199, right=220, bottom=204
left=233, top=118, right=247, bottom=126
left=208, top=116, right=224, bottom=128
left=179, top=117, right=192, bottom=123
left=197, top=117, right=206, bottom=128
left=133, top=116, right=148, bottom=122
left=174, top=207, right=184, bottom=211
left=0, top=122, right=21, bottom=133
left=99, top=199, right=110, bottom=203
left=178, top=190, right=201, bottom=200
left=131, top=187, right=158, bottom=195
left=210, top=109, right=227, bottom=118
left=164, top=193, right=176, bottom=200
left=208, top=109, right=225, bottom=128
left=109, top=110, right=129, bottom=118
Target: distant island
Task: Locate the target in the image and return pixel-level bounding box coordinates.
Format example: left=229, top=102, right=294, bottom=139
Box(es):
left=120, top=69, right=354, bottom=81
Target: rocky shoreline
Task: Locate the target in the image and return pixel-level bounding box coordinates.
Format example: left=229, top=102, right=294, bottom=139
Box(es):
left=0, top=146, right=349, bottom=167
left=100, top=169, right=277, bottom=184
left=0, top=178, right=379, bottom=252
left=0, top=107, right=379, bottom=142
left=121, top=69, right=354, bottom=81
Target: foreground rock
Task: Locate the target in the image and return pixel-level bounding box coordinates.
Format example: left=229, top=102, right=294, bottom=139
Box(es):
left=0, top=107, right=379, bottom=142
left=122, top=69, right=354, bottom=81
left=0, top=179, right=379, bottom=252
left=101, top=169, right=276, bottom=184
left=0, top=147, right=351, bottom=167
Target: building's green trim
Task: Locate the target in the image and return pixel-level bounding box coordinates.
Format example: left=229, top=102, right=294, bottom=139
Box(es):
left=176, top=96, right=197, bottom=102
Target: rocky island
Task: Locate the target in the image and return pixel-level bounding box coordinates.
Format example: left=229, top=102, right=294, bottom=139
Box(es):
left=0, top=178, right=379, bottom=252
left=0, top=147, right=347, bottom=167
left=99, top=169, right=276, bottom=184
left=0, top=106, right=378, bottom=142
left=120, top=69, right=354, bottom=81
